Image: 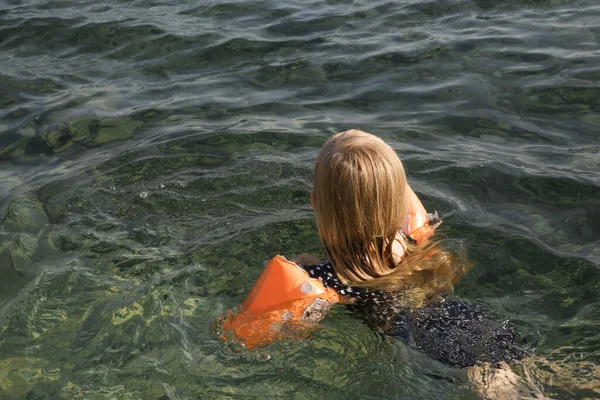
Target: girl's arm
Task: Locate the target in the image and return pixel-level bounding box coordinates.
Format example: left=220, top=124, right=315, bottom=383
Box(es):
left=402, top=184, right=429, bottom=235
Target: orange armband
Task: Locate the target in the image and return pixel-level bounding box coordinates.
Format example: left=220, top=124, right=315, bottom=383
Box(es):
left=404, top=184, right=441, bottom=244
left=217, top=255, right=340, bottom=349
left=217, top=190, right=440, bottom=349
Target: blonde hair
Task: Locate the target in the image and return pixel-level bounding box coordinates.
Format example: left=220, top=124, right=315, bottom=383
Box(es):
left=313, top=130, right=468, bottom=303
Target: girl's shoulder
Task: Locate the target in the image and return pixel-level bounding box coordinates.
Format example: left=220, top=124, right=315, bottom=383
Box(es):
left=301, top=261, right=374, bottom=301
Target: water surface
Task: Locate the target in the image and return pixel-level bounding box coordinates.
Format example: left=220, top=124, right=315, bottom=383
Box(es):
left=1, top=0, right=599, bottom=398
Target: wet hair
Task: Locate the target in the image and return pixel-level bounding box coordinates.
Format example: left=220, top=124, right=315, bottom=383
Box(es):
left=313, top=130, right=468, bottom=303
left=313, top=130, right=408, bottom=283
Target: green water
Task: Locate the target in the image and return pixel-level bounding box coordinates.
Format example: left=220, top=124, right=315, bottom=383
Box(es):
left=1, top=0, right=599, bottom=399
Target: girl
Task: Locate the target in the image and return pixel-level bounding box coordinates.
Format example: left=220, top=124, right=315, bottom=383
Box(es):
left=294, top=129, right=530, bottom=369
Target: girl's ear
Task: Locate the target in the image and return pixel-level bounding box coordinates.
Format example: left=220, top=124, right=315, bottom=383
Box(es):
left=311, top=191, right=316, bottom=210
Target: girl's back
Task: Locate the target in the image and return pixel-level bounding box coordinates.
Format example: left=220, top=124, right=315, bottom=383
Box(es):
left=308, top=129, right=530, bottom=368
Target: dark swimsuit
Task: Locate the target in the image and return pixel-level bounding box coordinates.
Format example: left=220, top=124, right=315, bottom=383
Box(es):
left=302, top=259, right=531, bottom=369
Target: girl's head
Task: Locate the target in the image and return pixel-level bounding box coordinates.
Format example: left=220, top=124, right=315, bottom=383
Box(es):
left=312, top=130, right=468, bottom=299
left=312, top=130, right=409, bottom=284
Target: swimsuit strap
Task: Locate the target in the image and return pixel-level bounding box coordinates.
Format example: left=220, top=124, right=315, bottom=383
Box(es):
left=302, top=261, right=388, bottom=302
left=304, top=261, right=363, bottom=298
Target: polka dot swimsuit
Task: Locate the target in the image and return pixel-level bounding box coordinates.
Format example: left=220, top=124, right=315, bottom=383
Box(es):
left=301, top=260, right=407, bottom=322
left=301, top=229, right=417, bottom=306
left=300, top=251, right=531, bottom=368
left=303, top=261, right=372, bottom=299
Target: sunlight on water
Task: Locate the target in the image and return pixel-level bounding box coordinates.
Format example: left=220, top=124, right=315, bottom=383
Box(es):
left=1, top=0, right=599, bottom=398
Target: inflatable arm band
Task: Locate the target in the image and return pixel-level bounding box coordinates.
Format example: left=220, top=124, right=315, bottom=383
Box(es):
left=219, top=255, right=340, bottom=349
left=218, top=189, right=439, bottom=349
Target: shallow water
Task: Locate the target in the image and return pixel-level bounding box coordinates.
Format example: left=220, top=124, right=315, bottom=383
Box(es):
left=1, top=0, right=599, bottom=398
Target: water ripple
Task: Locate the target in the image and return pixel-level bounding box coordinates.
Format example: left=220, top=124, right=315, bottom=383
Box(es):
left=1, top=0, right=600, bottom=398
